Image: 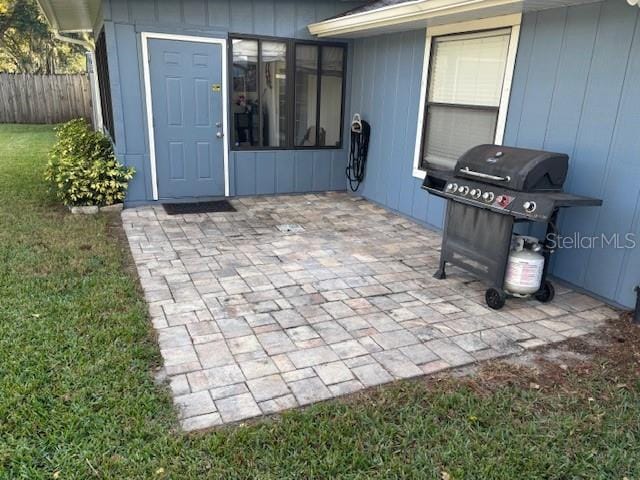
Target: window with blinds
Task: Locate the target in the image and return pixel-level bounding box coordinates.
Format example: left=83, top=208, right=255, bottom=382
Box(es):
left=420, top=29, right=511, bottom=171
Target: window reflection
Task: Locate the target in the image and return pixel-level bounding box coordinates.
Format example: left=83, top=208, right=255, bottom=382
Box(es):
left=231, top=37, right=346, bottom=150
left=232, top=39, right=259, bottom=147
left=260, top=41, right=287, bottom=147
left=319, top=46, right=344, bottom=147
left=295, top=45, right=319, bottom=147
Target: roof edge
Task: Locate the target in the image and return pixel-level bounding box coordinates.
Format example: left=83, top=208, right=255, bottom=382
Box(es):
left=35, top=0, right=61, bottom=31
left=308, top=0, right=523, bottom=37
left=35, top=0, right=97, bottom=33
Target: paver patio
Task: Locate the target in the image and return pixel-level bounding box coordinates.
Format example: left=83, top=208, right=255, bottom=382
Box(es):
left=122, top=192, right=617, bottom=431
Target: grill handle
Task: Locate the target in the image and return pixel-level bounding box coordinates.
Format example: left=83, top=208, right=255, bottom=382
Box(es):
left=460, top=167, right=511, bottom=182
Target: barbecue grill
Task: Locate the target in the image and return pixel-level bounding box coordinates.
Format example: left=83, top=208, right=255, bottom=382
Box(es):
left=422, top=144, right=602, bottom=310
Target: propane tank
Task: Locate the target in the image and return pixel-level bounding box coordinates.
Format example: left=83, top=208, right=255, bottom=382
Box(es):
left=504, top=236, right=545, bottom=295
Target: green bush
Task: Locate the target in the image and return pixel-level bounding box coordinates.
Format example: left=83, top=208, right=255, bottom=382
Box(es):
left=45, top=119, right=135, bottom=207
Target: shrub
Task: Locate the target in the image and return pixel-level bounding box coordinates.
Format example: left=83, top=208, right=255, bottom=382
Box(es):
left=45, top=119, right=135, bottom=207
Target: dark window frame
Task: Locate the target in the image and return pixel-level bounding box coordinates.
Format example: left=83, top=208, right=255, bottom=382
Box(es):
left=228, top=34, right=347, bottom=152
left=95, top=28, right=115, bottom=142
left=418, top=29, right=509, bottom=171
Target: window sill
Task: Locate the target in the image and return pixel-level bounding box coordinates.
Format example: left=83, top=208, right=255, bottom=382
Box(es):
left=412, top=168, right=426, bottom=180
left=231, top=146, right=344, bottom=152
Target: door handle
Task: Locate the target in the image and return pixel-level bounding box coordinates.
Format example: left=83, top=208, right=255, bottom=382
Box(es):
left=216, top=122, right=223, bottom=128
left=216, top=131, right=224, bottom=138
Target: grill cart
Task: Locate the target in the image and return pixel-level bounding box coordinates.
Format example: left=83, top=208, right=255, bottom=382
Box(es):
left=422, top=144, right=602, bottom=310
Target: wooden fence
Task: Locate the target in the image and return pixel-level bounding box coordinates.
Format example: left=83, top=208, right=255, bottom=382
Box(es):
left=0, top=73, right=92, bottom=124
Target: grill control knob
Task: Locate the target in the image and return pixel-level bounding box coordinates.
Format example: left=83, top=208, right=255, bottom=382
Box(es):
left=449, top=183, right=458, bottom=193
left=496, top=195, right=511, bottom=208
left=470, top=189, right=482, bottom=199
left=458, top=186, right=470, bottom=196
left=523, top=201, right=537, bottom=213
left=445, top=183, right=454, bottom=192
left=482, top=191, right=495, bottom=203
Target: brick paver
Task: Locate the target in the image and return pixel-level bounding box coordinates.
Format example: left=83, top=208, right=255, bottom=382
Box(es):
left=122, top=193, right=616, bottom=430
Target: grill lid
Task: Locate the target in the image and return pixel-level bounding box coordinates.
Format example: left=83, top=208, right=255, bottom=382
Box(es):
left=454, top=144, right=568, bottom=192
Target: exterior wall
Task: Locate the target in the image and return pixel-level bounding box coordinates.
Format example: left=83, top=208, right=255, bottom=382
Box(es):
left=505, top=1, right=640, bottom=308
left=349, top=31, right=445, bottom=228
left=349, top=0, right=640, bottom=308
left=100, top=0, right=359, bottom=203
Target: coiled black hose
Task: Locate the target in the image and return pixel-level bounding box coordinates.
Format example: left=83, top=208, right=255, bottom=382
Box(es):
left=346, top=120, right=371, bottom=192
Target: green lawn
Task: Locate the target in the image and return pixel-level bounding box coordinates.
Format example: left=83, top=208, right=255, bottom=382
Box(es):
left=0, top=124, right=639, bottom=479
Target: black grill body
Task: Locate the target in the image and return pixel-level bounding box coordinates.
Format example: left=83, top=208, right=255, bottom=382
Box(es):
left=455, top=144, right=568, bottom=192
left=422, top=144, right=602, bottom=310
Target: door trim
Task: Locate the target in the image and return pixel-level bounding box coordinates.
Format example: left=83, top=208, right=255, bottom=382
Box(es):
left=141, top=32, right=229, bottom=200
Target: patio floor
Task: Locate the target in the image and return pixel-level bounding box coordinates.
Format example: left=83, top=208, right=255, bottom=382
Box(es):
left=122, top=192, right=617, bottom=431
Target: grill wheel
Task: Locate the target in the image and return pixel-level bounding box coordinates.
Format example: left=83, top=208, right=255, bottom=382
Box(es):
left=534, top=280, right=555, bottom=303
left=485, top=288, right=507, bottom=310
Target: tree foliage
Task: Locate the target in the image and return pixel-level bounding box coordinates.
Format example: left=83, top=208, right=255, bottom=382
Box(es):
left=0, top=0, right=87, bottom=74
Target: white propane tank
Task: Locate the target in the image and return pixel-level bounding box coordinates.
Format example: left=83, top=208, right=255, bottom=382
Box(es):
left=504, top=236, right=545, bottom=295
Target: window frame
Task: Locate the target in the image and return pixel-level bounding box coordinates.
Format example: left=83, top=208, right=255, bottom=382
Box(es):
left=228, top=34, right=347, bottom=151
left=412, top=14, right=522, bottom=179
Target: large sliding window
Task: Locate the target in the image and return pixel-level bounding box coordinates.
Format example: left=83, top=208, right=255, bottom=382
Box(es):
left=230, top=36, right=345, bottom=150
left=419, top=28, right=512, bottom=171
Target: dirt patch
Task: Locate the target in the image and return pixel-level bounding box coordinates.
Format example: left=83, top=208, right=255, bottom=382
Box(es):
left=425, top=316, right=640, bottom=397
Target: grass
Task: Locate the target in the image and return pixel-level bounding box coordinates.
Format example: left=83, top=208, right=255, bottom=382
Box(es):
left=0, top=123, right=639, bottom=479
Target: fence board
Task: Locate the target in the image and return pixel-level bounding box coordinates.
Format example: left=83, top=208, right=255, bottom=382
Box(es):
left=0, top=73, right=92, bottom=124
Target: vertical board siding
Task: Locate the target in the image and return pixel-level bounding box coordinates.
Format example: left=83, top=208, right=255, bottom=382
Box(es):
left=581, top=5, right=640, bottom=301
left=158, top=3, right=182, bottom=25
left=255, top=152, right=276, bottom=195
left=114, top=23, right=146, bottom=155
left=275, top=151, right=295, bottom=193
left=275, top=0, right=296, bottom=38
left=350, top=29, right=446, bottom=229
left=183, top=1, right=207, bottom=26
left=554, top=1, right=636, bottom=289
left=103, top=0, right=358, bottom=205
left=104, top=0, right=354, bottom=39
left=294, top=152, right=314, bottom=193
left=234, top=152, right=257, bottom=196
left=513, top=8, right=567, bottom=148
left=208, top=0, right=230, bottom=28
left=350, top=0, right=640, bottom=307
left=506, top=1, right=640, bottom=308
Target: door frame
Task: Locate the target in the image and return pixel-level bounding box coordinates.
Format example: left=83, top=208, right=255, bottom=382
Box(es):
left=141, top=32, right=230, bottom=200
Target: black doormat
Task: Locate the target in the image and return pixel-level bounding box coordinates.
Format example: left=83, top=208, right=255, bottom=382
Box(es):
left=163, top=200, right=236, bottom=215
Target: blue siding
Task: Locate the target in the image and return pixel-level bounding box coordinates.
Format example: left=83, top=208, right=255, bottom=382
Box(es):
left=506, top=1, right=640, bottom=308
left=350, top=0, right=640, bottom=307
left=101, top=0, right=359, bottom=203
left=350, top=29, right=445, bottom=229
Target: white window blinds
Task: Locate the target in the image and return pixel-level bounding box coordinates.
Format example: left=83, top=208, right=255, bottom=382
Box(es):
left=422, top=29, right=511, bottom=171
left=429, top=30, right=510, bottom=107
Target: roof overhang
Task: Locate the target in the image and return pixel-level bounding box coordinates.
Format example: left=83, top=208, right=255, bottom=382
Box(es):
left=308, top=0, right=601, bottom=38
left=36, top=0, right=101, bottom=33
